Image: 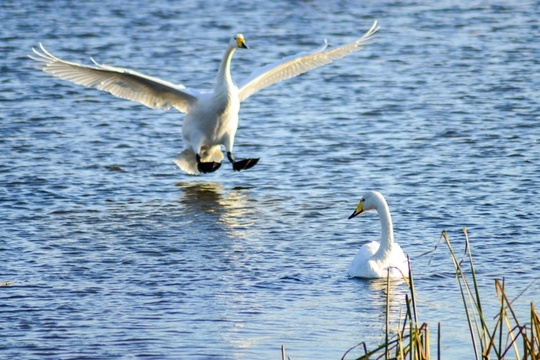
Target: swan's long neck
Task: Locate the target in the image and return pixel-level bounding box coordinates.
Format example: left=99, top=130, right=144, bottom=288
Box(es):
left=375, top=200, right=394, bottom=258
left=216, top=45, right=236, bottom=92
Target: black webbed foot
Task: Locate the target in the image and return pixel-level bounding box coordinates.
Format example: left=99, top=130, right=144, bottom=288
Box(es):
left=196, top=154, right=222, bottom=173
left=232, top=158, right=259, bottom=171
left=227, top=152, right=259, bottom=172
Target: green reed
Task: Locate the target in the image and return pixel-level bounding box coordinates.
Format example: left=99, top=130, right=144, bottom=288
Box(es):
left=340, top=227, right=539, bottom=360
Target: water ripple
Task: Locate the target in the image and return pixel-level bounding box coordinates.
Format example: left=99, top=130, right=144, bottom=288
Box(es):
left=2, top=0, right=540, bottom=359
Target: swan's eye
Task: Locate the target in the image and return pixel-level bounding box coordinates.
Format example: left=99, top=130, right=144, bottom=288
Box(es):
left=361, top=198, right=365, bottom=202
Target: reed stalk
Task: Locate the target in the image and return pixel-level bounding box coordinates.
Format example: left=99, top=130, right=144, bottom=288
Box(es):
left=340, top=228, right=539, bottom=360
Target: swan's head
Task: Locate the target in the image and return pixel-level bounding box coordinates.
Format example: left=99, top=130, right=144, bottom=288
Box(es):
left=348, top=190, right=386, bottom=219
left=231, top=33, right=249, bottom=49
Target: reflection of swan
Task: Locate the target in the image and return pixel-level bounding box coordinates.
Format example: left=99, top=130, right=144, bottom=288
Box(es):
left=30, top=21, right=378, bottom=175
left=177, top=182, right=224, bottom=215
left=348, top=191, right=409, bottom=279
left=176, top=182, right=254, bottom=236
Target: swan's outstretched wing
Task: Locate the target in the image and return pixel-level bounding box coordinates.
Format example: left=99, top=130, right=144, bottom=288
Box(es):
left=30, top=44, right=197, bottom=113
left=237, top=20, right=379, bottom=102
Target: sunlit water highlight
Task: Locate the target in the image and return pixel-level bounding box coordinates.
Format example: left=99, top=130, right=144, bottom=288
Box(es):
left=1, top=1, right=539, bottom=359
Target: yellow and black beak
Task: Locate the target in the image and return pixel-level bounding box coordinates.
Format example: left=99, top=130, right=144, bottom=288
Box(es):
left=236, top=37, right=249, bottom=49
left=348, top=202, right=364, bottom=219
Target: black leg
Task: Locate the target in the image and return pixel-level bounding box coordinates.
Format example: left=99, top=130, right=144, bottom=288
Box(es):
left=196, top=154, right=222, bottom=173
left=227, top=151, right=259, bottom=172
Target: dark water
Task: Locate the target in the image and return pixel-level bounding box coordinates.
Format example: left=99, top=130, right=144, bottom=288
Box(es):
left=2, top=1, right=539, bottom=359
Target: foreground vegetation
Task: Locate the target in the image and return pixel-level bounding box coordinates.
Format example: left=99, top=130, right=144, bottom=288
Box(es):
left=281, top=228, right=539, bottom=360
left=340, top=228, right=540, bottom=360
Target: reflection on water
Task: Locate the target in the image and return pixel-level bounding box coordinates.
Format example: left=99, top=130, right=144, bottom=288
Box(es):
left=344, top=277, right=412, bottom=359
left=366, top=277, right=410, bottom=331
left=177, top=182, right=225, bottom=215
left=176, top=182, right=257, bottom=239
left=3, top=0, right=540, bottom=358
left=373, top=277, right=410, bottom=331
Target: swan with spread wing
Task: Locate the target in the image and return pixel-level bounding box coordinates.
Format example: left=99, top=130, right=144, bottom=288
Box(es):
left=30, top=21, right=379, bottom=175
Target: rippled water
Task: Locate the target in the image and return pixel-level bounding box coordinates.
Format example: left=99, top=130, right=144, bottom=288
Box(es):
left=2, top=1, right=540, bottom=359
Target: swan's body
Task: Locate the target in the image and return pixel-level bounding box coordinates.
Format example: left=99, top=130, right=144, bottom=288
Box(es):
left=348, top=191, right=409, bottom=279
left=30, top=21, right=378, bottom=175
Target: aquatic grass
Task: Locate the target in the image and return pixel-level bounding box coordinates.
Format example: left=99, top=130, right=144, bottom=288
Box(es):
left=342, top=260, right=431, bottom=360
left=443, top=229, right=539, bottom=360
left=339, top=228, right=539, bottom=360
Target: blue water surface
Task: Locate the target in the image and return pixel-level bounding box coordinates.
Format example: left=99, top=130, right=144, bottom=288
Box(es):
left=1, top=1, right=539, bottom=359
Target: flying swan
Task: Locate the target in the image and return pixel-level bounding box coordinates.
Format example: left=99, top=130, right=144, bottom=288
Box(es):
left=348, top=191, right=409, bottom=279
left=30, top=21, right=379, bottom=175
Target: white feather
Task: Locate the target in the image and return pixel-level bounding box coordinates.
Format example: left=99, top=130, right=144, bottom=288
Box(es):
left=348, top=191, right=409, bottom=279
left=29, top=22, right=379, bottom=175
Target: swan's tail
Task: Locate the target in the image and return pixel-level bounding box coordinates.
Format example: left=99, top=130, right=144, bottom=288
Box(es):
left=174, top=149, right=199, bottom=175
left=173, top=147, right=224, bottom=175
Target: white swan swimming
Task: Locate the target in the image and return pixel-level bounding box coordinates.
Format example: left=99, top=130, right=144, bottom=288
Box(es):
left=348, top=191, right=409, bottom=279
left=29, top=21, right=379, bottom=175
